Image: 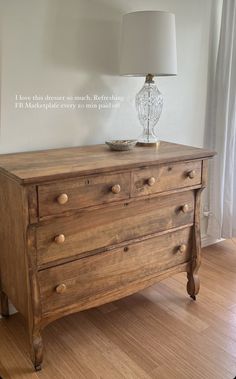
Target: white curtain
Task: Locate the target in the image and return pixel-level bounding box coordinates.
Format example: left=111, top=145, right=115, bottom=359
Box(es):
left=205, top=0, right=236, bottom=239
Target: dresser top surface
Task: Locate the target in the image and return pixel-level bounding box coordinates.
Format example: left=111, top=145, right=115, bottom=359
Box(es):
left=0, top=141, right=215, bottom=184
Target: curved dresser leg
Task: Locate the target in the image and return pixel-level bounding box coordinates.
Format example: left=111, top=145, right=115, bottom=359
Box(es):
left=0, top=290, right=9, bottom=318
left=187, top=273, right=200, bottom=300
left=187, top=188, right=203, bottom=301
left=30, top=328, right=43, bottom=371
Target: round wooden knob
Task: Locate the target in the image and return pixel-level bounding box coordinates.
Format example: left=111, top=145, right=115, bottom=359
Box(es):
left=54, top=234, right=65, bottom=244
left=148, top=177, right=156, bottom=186
left=188, top=170, right=196, bottom=179
left=111, top=184, right=121, bottom=194
left=55, top=283, right=67, bottom=294
left=178, top=244, right=187, bottom=254
left=181, top=204, right=189, bottom=213
left=57, top=193, right=69, bottom=205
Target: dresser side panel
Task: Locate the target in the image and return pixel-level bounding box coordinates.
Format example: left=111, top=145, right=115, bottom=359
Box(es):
left=0, top=174, right=29, bottom=318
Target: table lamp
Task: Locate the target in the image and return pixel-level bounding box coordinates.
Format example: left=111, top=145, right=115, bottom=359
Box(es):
left=120, top=11, right=177, bottom=146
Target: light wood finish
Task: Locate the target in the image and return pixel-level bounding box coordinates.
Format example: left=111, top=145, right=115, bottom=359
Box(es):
left=36, top=191, right=194, bottom=266
left=187, top=160, right=209, bottom=301
left=131, top=160, right=202, bottom=198
left=111, top=184, right=121, bottom=194
left=148, top=176, right=156, bottom=186
left=0, top=239, right=236, bottom=379
left=188, top=169, right=196, bottom=179
left=39, top=227, right=192, bottom=320
left=0, top=142, right=215, bottom=370
left=28, top=185, right=38, bottom=224
left=181, top=203, right=189, bottom=213
left=55, top=283, right=67, bottom=294
left=27, top=228, right=43, bottom=371
left=54, top=234, right=66, bottom=245
left=39, top=172, right=130, bottom=218
left=56, top=193, right=68, bottom=205
left=0, top=175, right=29, bottom=320
left=178, top=244, right=187, bottom=254
left=0, top=141, right=214, bottom=184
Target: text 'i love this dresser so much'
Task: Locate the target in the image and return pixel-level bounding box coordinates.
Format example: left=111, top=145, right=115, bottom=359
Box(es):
left=0, top=141, right=215, bottom=370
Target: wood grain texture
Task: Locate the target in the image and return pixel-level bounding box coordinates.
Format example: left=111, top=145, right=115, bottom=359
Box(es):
left=38, top=227, right=192, bottom=319
left=0, top=174, right=29, bottom=319
left=38, top=172, right=131, bottom=217
left=0, top=142, right=214, bottom=371
left=131, top=160, right=202, bottom=197
left=0, top=239, right=235, bottom=379
left=201, top=159, right=209, bottom=187
left=36, top=190, right=195, bottom=266
left=41, top=263, right=190, bottom=329
left=27, top=228, right=43, bottom=371
left=0, top=141, right=215, bottom=184
left=187, top=188, right=202, bottom=300
left=27, top=185, right=38, bottom=224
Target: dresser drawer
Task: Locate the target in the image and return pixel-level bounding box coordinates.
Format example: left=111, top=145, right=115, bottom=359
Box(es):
left=131, top=160, right=202, bottom=197
left=38, top=227, right=192, bottom=316
left=36, top=190, right=195, bottom=266
left=38, top=172, right=131, bottom=217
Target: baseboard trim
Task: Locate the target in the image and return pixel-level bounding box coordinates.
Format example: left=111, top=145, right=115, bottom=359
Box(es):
left=201, top=234, right=224, bottom=248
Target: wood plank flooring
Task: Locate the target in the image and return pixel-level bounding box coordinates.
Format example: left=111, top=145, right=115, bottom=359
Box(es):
left=1, top=239, right=236, bottom=378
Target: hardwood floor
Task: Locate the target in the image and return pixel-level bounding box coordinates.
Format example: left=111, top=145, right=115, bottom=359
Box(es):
left=1, top=239, right=236, bottom=379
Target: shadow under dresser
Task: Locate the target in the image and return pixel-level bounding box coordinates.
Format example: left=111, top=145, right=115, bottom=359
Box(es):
left=0, top=141, right=215, bottom=370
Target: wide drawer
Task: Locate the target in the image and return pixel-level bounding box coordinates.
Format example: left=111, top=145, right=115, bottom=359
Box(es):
left=131, top=160, right=202, bottom=197
left=38, top=226, right=193, bottom=316
left=38, top=172, right=131, bottom=218
left=36, top=190, right=195, bottom=266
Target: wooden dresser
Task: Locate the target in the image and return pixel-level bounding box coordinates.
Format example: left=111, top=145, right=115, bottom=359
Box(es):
left=0, top=141, right=214, bottom=370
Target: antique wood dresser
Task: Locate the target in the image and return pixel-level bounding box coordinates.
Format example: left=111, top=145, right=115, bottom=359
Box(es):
left=0, top=141, right=214, bottom=370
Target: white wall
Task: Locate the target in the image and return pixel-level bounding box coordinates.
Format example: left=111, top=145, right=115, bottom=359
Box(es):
left=0, top=0, right=212, bottom=153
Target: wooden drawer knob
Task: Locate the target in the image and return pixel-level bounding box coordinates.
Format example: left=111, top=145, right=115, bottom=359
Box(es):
left=148, top=177, right=156, bottom=186
left=188, top=170, right=196, bottom=179
left=57, top=193, right=69, bottom=205
left=55, top=283, right=67, bottom=294
left=111, top=184, right=121, bottom=194
left=178, top=244, right=187, bottom=254
left=54, top=234, right=65, bottom=244
left=181, top=204, right=189, bottom=213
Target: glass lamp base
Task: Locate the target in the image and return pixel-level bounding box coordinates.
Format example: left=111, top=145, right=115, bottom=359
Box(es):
left=135, top=74, right=163, bottom=146
left=137, top=133, right=159, bottom=145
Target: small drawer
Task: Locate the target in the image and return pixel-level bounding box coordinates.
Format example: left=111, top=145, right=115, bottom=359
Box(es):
left=38, top=172, right=131, bottom=218
left=131, top=160, right=202, bottom=197
left=38, top=227, right=193, bottom=316
left=36, top=190, right=194, bottom=266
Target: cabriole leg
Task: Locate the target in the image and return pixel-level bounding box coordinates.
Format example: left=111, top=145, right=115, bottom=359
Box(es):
left=187, top=272, right=200, bottom=300
left=29, top=327, right=43, bottom=371
left=187, top=187, right=203, bottom=301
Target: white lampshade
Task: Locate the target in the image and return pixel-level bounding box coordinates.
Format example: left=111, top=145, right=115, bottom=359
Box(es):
left=120, top=11, right=177, bottom=76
